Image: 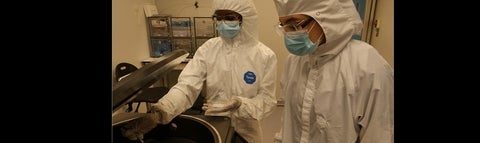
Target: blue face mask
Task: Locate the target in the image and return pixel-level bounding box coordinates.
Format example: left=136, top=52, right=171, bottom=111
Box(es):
left=284, top=24, right=323, bottom=56
left=216, top=21, right=241, bottom=38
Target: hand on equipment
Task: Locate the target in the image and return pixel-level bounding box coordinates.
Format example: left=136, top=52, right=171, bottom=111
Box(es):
left=121, top=111, right=161, bottom=141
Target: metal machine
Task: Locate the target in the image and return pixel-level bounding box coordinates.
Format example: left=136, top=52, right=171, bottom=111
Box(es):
left=112, top=50, right=246, bottom=143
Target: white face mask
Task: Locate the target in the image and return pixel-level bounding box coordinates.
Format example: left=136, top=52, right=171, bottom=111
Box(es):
left=216, top=20, right=241, bottom=38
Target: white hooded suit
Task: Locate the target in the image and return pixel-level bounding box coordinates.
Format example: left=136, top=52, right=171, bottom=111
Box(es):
left=153, top=0, right=278, bottom=142
left=273, top=0, right=394, bottom=143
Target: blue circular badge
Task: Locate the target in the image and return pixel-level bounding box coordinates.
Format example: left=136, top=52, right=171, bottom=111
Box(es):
left=244, top=71, right=256, bottom=84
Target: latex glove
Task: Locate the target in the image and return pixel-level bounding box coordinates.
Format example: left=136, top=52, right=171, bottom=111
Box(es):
left=273, top=130, right=283, bottom=143
left=202, top=97, right=242, bottom=114
left=121, top=112, right=161, bottom=141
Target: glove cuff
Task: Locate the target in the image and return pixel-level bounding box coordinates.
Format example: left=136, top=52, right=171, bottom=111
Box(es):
left=231, top=96, right=242, bottom=110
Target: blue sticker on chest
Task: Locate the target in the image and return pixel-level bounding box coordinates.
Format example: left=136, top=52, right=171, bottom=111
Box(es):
left=244, top=71, right=256, bottom=84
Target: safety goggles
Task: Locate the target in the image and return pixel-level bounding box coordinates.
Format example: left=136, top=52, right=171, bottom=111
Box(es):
left=275, top=18, right=313, bottom=36
left=212, top=14, right=241, bottom=21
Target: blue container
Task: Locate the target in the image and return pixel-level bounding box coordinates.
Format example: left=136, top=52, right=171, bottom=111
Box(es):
left=151, top=39, right=171, bottom=57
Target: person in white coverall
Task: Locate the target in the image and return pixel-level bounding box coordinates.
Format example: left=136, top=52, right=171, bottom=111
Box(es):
left=272, top=0, right=394, bottom=143
left=121, top=0, right=278, bottom=142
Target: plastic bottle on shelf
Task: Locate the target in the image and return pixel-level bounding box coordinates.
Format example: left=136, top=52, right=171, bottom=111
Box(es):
left=181, top=20, right=190, bottom=37
left=159, top=40, right=171, bottom=55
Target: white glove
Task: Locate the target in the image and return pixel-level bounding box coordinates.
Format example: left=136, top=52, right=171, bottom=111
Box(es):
left=121, top=111, right=161, bottom=141
left=273, top=130, right=283, bottom=143
left=202, top=97, right=242, bottom=114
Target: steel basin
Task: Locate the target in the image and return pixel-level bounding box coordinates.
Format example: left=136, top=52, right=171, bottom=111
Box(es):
left=113, top=114, right=222, bottom=143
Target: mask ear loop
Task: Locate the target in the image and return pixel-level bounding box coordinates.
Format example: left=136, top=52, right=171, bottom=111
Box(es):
left=306, top=21, right=316, bottom=33
left=315, top=32, right=325, bottom=46
left=307, top=23, right=325, bottom=46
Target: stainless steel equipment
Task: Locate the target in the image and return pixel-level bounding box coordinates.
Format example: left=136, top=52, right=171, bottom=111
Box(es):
left=112, top=49, right=246, bottom=143
left=113, top=114, right=224, bottom=143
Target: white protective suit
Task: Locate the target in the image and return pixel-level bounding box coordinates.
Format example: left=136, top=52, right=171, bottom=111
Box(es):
left=273, top=0, right=394, bottom=143
left=153, top=0, right=278, bottom=142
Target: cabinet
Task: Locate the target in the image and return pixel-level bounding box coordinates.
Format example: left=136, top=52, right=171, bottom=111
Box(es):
left=146, top=16, right=217, bottom=59
left=171, top=17, right=194, bottom=58
left=194, top=17, right=217, bottom=58
left=146, top=15, right=173, bottom=58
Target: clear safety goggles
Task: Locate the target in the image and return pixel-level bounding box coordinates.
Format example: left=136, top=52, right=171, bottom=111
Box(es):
left=216, top=20, right=241, bottom=27
left=275, top=18, right=314, bottom=36
left=212, top=14, right=241, bottom=21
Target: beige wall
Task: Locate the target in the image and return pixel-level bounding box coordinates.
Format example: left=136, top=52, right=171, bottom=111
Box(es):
left=154, top=1, right=213, bottom=17
left=369, top=0, right=394, bottom=67
left=251, top=0, right=287, bottom=101
left=112, top=0, right=155, bottom=83
left=112, top=0, right=393, bottom=99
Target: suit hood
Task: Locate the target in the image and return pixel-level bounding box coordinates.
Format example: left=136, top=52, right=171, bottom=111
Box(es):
left=273, top=0, right=363, bottom=56
left=213, top=0, right=259, bottom=48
